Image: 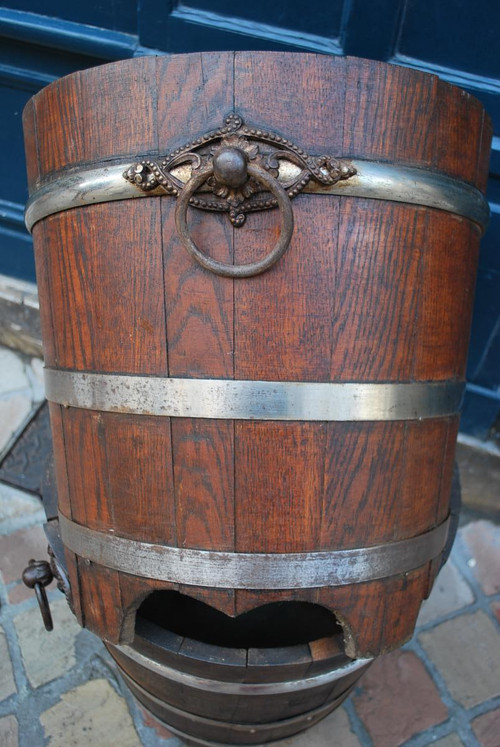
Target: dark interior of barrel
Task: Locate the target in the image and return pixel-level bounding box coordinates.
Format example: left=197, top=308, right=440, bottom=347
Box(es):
left=136, top=592, right=347, bottom=661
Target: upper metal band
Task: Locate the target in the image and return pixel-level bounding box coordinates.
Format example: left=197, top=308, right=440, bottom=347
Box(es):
left=25, top=159, right=489, bottom=233
left=44, top=369, right=463, bottom=421
left=59, top=513, right=449, bottom=589
left=111, top=644, right=372, bottom=695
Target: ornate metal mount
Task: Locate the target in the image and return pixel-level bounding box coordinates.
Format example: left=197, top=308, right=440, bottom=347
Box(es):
left=124, top=113, right=356, bottom=277
left=124, top=113, right=356, bottom=227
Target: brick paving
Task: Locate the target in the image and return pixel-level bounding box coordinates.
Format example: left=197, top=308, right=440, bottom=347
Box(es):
left=0, top=344, right=500, bottom=747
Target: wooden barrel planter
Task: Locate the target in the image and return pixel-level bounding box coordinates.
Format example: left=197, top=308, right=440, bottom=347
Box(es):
left=23, top=52, right=490, bottom=743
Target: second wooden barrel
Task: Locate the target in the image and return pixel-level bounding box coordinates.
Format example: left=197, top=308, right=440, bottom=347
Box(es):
left=24, top=52, right=490, bottom=740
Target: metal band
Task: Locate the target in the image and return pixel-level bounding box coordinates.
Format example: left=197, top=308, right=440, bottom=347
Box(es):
left=119, top=669, right=359, bottom=739
left=44, top=369, right=463, bottom=422
left=110, top=643, right=372, bottom=695
left=59, top=513, right=449, bottom=590
left=25, top=159, right=489, bottom=233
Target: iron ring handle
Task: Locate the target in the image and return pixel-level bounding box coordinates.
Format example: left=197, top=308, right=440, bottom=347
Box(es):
left=175, top=163, right=294, bottom=278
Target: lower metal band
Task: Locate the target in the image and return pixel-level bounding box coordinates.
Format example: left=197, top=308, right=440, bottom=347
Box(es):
left=44, top=369, right=463, bottom=421
left=25, top=159, right=489, bottom=232
left=111, top=644, right=372, bottom=695
left=119, top=669, right=359, bottom=738
left=59, top=513, right=449, bottom=590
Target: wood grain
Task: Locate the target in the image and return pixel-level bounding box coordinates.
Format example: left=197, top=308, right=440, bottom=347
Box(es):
left=414, top=214, right=480, bottom=380
left=100, top=413, right=176, bottom=545
left=235, top=422, right=325, bottom=553
left=330, top=200, right=425, bottom=381
left=62, top=408, right=112, bottom=531
left=31, top=222, right=56, bottom=366
left=21, top=97, right=40, bottom=192
left=432, top=79, right=484, bottom=184
left=77, top=559, right=123, bottom=642
left=43, top=202, right=166, bottom=374
left=344, top=58, right=439, bottom=169
left=34, top=57, right=158, bottom=179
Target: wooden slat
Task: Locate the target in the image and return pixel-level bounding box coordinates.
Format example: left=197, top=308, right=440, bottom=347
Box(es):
left=413, top=214, right=480, bottom=380
left=476, top=111, right=494, bottom=193
left=234, top=52, right=346, bottom=154
left=63, top=549, right=83, bottom=626
left=35, top=57, right=157, bottom=178
left=62, top=408, right=112, bottom=532
left=100, top=413, right=176, bottom=545
left=432, top=79, right=485, bottom=185
left=158, top=53, right=236, bottom=567
left=47, top=403, right=71, bottom=519
left=343, top=58, right=438, bottom=168
left=320, top=422, right=405, bottom=550
left=436, top=417, right=460, bottom=524
left=31, top=222, right=57, bottom=366
left=22, top=97, right=40, bottom=191
left=172, top=419, right=234, bottom=551
left=319, top=567, right=429, bottom=658
left=44, top=201, right=166, bottom=374
left=331, top=200, right=426, bottom=381
left=235, top=422, right=326, bottom=553
left=233, top=199, right=338, bottom=382
left=77, top=559, right=123, bottom=643
left=399, top=419, right=450, bottom=538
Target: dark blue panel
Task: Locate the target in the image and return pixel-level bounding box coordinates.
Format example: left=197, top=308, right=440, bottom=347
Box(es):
left=0, top=39, right=111, bottom=81
left=0, top=84, right=36, bottom=206
left=139, top=0, right=342, bottom=54
left=467, top=267, right=500, bottom=386
left=460, top=385, right=500, bottom=440
left=341, top=0, right=405, bottom=59
left=479, top=209, right=500, bottom=275
left=186, top=0, right=344, bottom=37
left=398, top=0, right=500, bottom=78
left=0, top=226, right=34, bottom=281
left=0, top=9, right=139, bottom=61
left=1, top=1, right=138, bottom=34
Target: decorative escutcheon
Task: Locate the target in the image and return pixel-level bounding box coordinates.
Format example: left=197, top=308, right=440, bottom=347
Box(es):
left=124, top=113, right=356, bottom=277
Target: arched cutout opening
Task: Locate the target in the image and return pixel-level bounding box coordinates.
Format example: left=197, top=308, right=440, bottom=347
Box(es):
left=136, top=590, right=344, bottom=649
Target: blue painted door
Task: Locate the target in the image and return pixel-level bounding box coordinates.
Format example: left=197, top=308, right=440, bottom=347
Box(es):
left=1, top=0, right=498, bottom=439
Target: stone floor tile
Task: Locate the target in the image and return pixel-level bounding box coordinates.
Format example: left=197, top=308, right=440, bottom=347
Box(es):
left=456, top=442, right=500, bottom=519
left=14, top=598, right=81, bottom=688
left=0, top=524, right=52, bottom=585
left=0, top=715, right=18, bottom=747
left=0, top=628, right=16, bottom=701
left=461, top=521, right=500, bottom=596
left=27, top=358, right=44, bottom=402
left=417, top=561, right=474, bottom=627
left=419, top=610, right=500, bottom=708
left=471, top=707, right=500, bottom=747
left=8, top=581, right=35, bottom=605
left=0, top=482, right=43, bottom=524
left=352, top=650, right=447, bottom=747
left=0, top=396, right=32, bottom=455
left=0, top=348, right=29, bottom=395
left=276, top=705, right=361, bottom=746
left=432, top=735, right=464, bottom=747
left=40, top=678, right=141, bottom=747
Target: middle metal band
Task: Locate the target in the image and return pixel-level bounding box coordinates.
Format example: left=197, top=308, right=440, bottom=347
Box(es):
left=59, top=513, right=450, bottom=589
left=44, top=369, right=464, bottom=421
